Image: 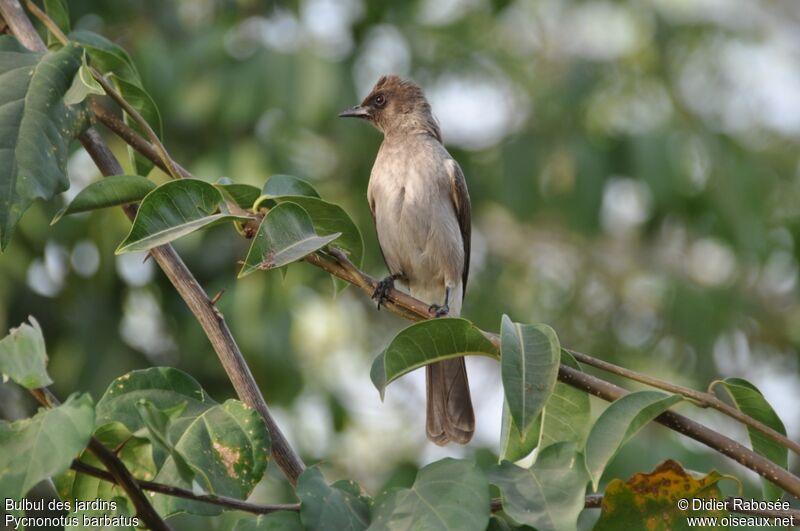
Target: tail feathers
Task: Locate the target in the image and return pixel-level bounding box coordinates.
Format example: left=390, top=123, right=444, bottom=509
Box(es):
left=426, top=357, right=474, bottom=445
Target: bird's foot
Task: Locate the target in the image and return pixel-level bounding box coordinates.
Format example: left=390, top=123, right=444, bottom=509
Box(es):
left=428, top=303, right=449, bottom=317
left=372, top=274, right=399, bottom=310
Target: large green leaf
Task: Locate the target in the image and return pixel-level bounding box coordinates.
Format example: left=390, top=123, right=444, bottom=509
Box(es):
left=70, top=30, right=161, bottom=176
left=489, top=443, right=588, bottom=531
left=297, top=466, right=371, bottom=531
left=500, top=316, right=560, bottom=440
left=0, top=393, right=95, bottom=498
left=712, top=377, right=788, bottom=500
left=238, top=201, right=341, bottom=278
left=116, top=179, right=249, bottom=253
left=370, top=458, right=490, bottom=531
left=261, top=174, right=320, bottom=199
left=235, top=513, right=304, bottom=531
left=95, top=367, right=269, bottom=517
left=0, top=316, right=52, bottom=389
left=52, top=174, right=155, bottom=223
left=500, top=350, right=591, bottom=462
left=584, top=391, right=683, bottom=490
left=370, top=318, right=498, bottom=398
left=0, top=37, right=88, bottom=249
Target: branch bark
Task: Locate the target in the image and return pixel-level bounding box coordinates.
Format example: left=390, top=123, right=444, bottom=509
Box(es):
left=29, top=388, right=170, bottom=531
left=2, top=0, right=305, bottom=485
left=93, top=113, right=800, bottom=499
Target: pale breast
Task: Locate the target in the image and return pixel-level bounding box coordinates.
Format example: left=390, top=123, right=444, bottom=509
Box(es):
left=367, top=136, right=464, bottom=293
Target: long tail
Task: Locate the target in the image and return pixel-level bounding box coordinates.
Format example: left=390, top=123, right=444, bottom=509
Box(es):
left=426, top=357, right=474, bottom=445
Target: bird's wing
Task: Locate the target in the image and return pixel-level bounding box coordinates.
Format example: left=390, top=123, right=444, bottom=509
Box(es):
left=445, top=158, right=471, bottom=295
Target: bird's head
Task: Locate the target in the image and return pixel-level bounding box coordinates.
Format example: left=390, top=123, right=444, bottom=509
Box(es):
left=339, top=75, right=441, bottom=140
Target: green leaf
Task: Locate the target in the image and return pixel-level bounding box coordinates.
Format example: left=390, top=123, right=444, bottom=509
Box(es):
left=52, top=174, right=155, bottom=224
left=0, top=316, right=52, bottom=389
left=215, top=178, right=261, bottom=210
left=499, top=401, right=538, bottom=463
left=238, top=202, right=341, bottom=278
left=711, top=377, right=788, bottom=500
left=0, top=393, right=95, bottom=498
left=370, top=318, right=498, bottom=399
left=43, top=0, right=71, bottom=47
left=96, top=367, right=210, bottom=429
left=500, top=350, right=591, bottom=462
left=489, top=443, right=588, bottom=531
left=0, top=37, right=88, bottom=249
left=500, top=316, right=560, bottom=439
left=370, top=458, right=490, bottom=531
left=69, top=30, right=161, bottom=176
left=135, top=400, right=196, bottom=488
left=95, top=368, right=270, bottom=517
left=63, top=59, right=104, bottom=105
left=297, top=466, right=370, bottom=531
left=276, top=196, right=364, bottom=268
left=116, top=179, right=250, bottom=253
left=584, top=391, right=683, bottom=490
left=594, top=460, right=728, bottom=531
left=235, top=513, right=304, bottom=531
left=262, top=174, right=320, bottom=199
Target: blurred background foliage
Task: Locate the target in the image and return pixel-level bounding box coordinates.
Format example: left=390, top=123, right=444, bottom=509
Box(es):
left=2, top=0, right=799, bottom=527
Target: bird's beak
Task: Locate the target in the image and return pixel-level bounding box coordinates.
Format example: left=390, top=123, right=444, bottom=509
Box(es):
left=338, top=105, right=370, bottom=119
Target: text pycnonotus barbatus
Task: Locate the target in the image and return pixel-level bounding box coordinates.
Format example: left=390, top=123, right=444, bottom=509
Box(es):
left=339, top=75, right=474, bottom=445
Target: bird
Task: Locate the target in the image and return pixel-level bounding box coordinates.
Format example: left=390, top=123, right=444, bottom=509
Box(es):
left=339, top=75, right=474, bottom=445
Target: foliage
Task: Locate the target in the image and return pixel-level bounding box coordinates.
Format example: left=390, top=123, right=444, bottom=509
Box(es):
left=0, top=1, right=797, bottom=530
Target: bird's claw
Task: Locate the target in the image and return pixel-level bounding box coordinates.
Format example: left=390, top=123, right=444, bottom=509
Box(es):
left=372, top=275, right=396, bottom=310
left=429, top=303, right=449, bottom=317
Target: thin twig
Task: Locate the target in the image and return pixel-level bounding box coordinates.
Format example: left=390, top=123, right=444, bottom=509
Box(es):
left=102, top=112, right=800, bottom=500
left=565, top=349, right=800, bottom=457
left=70, top=460, right=300, bottom=515
left=3, top=0, right=306, bottom=486
left=29, top=388, right=171, bottom=531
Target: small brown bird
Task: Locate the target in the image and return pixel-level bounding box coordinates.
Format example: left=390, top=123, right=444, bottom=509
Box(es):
left=339, top=75, right=474, bottom=445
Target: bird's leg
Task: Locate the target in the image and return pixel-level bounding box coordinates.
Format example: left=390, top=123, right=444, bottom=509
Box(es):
left=429, top=286, right=451, bottom=318
left=372, top=273, right=403, bottom=310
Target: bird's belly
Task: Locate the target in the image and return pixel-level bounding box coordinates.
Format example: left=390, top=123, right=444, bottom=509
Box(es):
left=374, top=188, right=462, bottom=291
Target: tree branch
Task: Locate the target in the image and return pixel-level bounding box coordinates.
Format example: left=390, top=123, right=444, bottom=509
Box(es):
left=70, top=460, right=300, bottom=516
left=3, top=0, right=305, bottom=485
left=564, top=348, right=800, bottom=457
left=29, top=388, right=171, bottom=531
left=94, top=111, right=800, bottom=500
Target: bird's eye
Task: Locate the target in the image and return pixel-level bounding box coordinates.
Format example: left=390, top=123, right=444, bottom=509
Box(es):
left=374, top=94, right=386, bottom=107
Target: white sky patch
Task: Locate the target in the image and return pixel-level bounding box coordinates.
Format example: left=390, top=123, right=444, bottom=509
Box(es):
left=426, top=74, right=529, bottom=150
left=115, top=251, right=155, bottom=287
left=417, top=0, right=481, bottom=26
left=556, top=1, right=652, bottom=61
left=679, top=37, right=800, bottom=139
left=687, top=238, right=737, bottom=288
left=353, top=25, right=411, bottom=97
left=71, top=240, right=101, bottom=278
left=120, top=289, right=177, bottom=363
left=600, top=177, right=653, bottom=236
left=301, top=0, right=363, bottom=60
